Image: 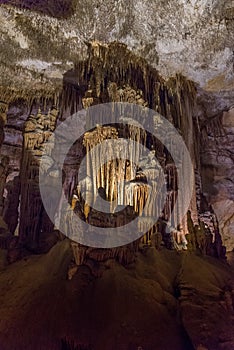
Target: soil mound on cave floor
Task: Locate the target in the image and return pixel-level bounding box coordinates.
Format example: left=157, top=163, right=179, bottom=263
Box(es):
left=0, top=240, right=234, bottom=350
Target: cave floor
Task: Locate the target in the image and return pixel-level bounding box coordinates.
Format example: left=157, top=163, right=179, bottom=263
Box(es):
left=0, top=241, right=234, bottom=350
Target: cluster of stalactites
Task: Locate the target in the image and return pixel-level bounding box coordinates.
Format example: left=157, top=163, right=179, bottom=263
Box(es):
left=83, top=125, right=118, bottom=149
left=82, top=114, right=148, bottom=198
left=24, top=108, right=58, bottom=134
left=107, top=82, right=148, bottom=106
left=76, top=42, right=197, bottom=118
left=0, top=84, right=61, bottom=111
left=71, top=43, right=207, bottom=252
left=66, top=41, right=163, bottom=113
left=85, top=41, right=162, bottom=103
left=82, top=126, right=142, bottom=208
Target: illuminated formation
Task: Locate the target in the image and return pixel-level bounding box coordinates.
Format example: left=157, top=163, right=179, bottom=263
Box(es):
left=0, top=42, right=226, bottom=273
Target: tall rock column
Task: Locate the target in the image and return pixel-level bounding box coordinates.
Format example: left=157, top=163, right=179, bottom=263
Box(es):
left=19, top=108, right=58, bottom=248
left=160, top=76, right=199, bottom=236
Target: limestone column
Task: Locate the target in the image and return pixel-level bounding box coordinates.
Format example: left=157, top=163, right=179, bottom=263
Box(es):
left=19, top=108, right=59, bottom=248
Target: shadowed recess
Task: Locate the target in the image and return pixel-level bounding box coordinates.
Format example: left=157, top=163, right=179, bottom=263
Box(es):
left=0, top=0, right=76, bottom=19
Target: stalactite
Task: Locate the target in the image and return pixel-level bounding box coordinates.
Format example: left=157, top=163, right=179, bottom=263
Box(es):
left=138, top=217, right=155, bottom=244
left=162, top=75, right=198, bottom=234
left=83, top=126, right=118, bottom=203
left=0, top=87, right=61, bottom=110
left=125, top=182, right=149, bottom=216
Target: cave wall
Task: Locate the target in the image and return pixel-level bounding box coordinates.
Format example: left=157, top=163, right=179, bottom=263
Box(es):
left=201, top=108, right=234, bottom=251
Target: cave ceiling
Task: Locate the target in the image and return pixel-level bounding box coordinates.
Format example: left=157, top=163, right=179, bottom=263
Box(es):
left=0, top=0, right=233, bottom=112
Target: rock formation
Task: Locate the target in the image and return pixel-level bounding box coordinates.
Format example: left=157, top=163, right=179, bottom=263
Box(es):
left=0, top=0, right=233, bottom=247
left=0, top=1, right=233, bottom=349
left=0, top=101, right=8, bottom=150
left=0, top=41, right=227, bottom=269
left=64, top=43, right=225, bottom=273
left=19, top=107, right=58, bottom=249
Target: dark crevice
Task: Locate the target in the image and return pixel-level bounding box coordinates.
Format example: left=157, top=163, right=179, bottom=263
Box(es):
left=0, top=0, right=76, bottom=19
